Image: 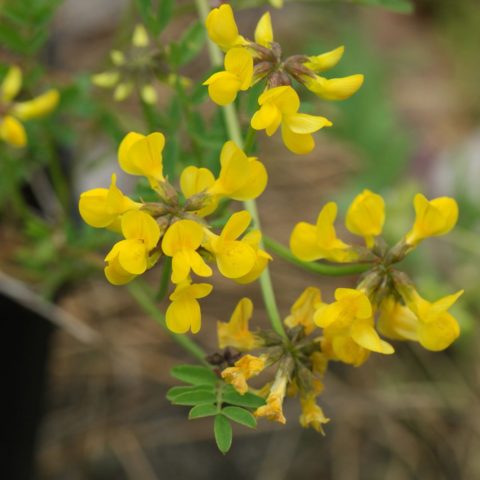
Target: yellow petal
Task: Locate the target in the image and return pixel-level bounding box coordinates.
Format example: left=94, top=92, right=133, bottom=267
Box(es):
left=117, top=239, right=148, bottom=274
left=12, top=89, right=59, bottom=120
left=224, top=47, right=253, bottom=90
left=180, top=166, right=215, bottom=198
left=204, top=71, right=241, bottom=105
left=140, top=84, right=157, bottom=104
left=0, top=115, right=27, bottom=147
left=251, top=102, right=281, bottom=134
left=162, top=219, right=204, bottom=255
left=121, top=210, right=160, bottom=250
left=114, top=82, right=133, bottom=101
left=417, top=312, right=460, bottom=351
left=166, top=297, right=201, bottom=334
left=132, top=24, right=149, bottom=47
left=285, top=113, right=332, bottom=134
left=350, top=322, right=394, bottom=354
left=118, top=131, right=144, bottom=168
left=258, top=85, right=300, bottom=114
left=281, top=125, right=315, bottom=155
left=290, top=221, right=321, bottom=261
left=205, top=4, right=245, bottom=51
left=254, top=12, right=274, bottom=47
left=110, top=50, right=126, bottom=66
left=304, top=46, right=345, bottom=73
left=220, top=210, right=251, bottom=241
left=304, top=74, right=364, bottom=101
left=92, top=71, right=119, bottom=88
left=1, top=66, right=22, bottom=102
left=216, top=241, right=256, bottom=279
left=104, top=244, right=137, bottom=285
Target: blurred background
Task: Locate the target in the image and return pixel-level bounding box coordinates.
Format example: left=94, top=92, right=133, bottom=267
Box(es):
left=1, top=0, right=480, bottom=478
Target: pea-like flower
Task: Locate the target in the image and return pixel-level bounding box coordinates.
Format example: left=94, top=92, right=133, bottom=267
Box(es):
left=346, top=189, right=385, bottom=248
left=405, top=193, right=458, bottom=246
left=284, top=287, right=322, bottom=335
left=79, top=174, right=141, bottom=232
left=161, top=219, right=213, bottom=284
left=299, top=394, right=329, bottom=434
left=203, top=47, right=253, bottom=106
left=217, top=298, right=264, bottom=351
left=290, top=202, right=356, bottom=263
left=251, top=85, right=332, bottom=154
left=205, top=4, right=246, bottom=51
left=104, top=210, right=161, bottom=285
left=221, top=353, right=267, bottom=394
left=0, top=66, right=58, bottom=147
left=166, top=279, right=213, bottom=334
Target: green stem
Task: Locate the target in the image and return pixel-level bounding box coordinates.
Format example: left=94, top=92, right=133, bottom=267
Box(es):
left=194, top=0, right=287, bottom=341
left=128, top=280, right=208, bottom=364
left=264, top=236, right=372, bottom=276
left=243, top=126, right=256, bottom=155
left=156, top=256, right=172, bottom=301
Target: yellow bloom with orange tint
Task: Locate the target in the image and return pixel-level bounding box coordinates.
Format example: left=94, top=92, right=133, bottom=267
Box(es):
left=299, top=394, right=329, bottom=434
left=221, top=354, right=267, bottom=394
left=284, top=287, right=322, bottom=335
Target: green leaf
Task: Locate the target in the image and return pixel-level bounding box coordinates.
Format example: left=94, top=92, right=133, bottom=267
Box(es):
left=172, top=390, right=216, bottom=406
left=172, top=21, right=205, bottom=66
left=189, top=404, right=218, bottom=419
left=222, top=386, right=266, bottom=409
left=214, top=415, right=232, bottom=454
left=166, top=384, right=214, bottom=402
left=157, top=0, right=173, bottom=33
left=170, top=364, right=218, bottom=385
left=222, top=406, right=256, bottom=428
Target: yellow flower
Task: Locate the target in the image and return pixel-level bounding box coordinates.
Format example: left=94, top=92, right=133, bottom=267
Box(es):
left=180, top=165, right=218, bottom=217
left=205, top=4, right=246, bottom=51
left=203, top=47, right=253, bottom=105
left=303, top=74, right=364, bottom=101
left=254, top=12, right=273, bottom=48
left=0, top=66, right=59, bottom=148
left=166, top=279, right=213, bottom=334
left=254, top=367, right=288, bottom=424
left=161, top=219, right=213, bottom=284
left=132, top=24, right=149, bottom=48
left=251, top=86, right=332, bottom=154
left=377, top=296, right=419, bottom=342
left=346, top=189, right=385, bottom=248
left=321, top=335, right=371, bottom=367
left=290, top=202, right=356, bottom=263
left=299, top=394, right=329, bottom=434
left=206, top=211, right=257, bottom=279
left=209, top=141, right=267, bottom=201
left=104, top=210, right=161, bottom=285
left=118, top=131, right=165, bottom=187
left=397, top=286, right=463, bottom=351
left=310, top=351, right=328, bottom=377
left=405, top=193, right=458, bottom=246
left=79, top=173, right=141, bottom=232
left=304, top=46, right=345, bottom=73
left=315, top=288, right=394, bottom=359
left=221, top=354, right=267, bottom=394
left=284, top=287, right=322, bottom=335
left=217, top=298, right=263, bottom=351
left=233, top=230, right=271, bottom=284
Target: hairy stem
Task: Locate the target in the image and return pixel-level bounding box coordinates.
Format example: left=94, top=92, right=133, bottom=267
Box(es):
left=194, top=0, right=288, bottom=341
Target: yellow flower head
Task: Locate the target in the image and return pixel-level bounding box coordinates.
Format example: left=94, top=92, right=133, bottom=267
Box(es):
left=254, top=368, right=288, bottom=424
left=290, top=202, right=356, bottom=263
left=405, top=193, right=458, bottom=246
left=118, top=131, right=165, bottom=187
left=398, top=286, right=463, bottom=351
left=180, top=165, right=218, bottom=217
left=161, top=219, right=213, bottom=284
left=221, top=353, right=267, bottom=394
left=206, top=211, right=257, bottom=279
left=303, top=74, right=364, bottom=101
left=203, top=47, right=253, bottom=105
left=251, top=86, right=332, bottom=154
left=0, top=66, right=59, bottom=148
left=377, top=296, right=419, bottom=342
left=104, top=210, right=161, bottom=285
left=315, top=288, right=394, bottom=358
left=166, top=279, right=213, bottom=334
left=346, top=189, right=385, bottom=248
left=209, top=140, right=268, bottom=201
left=217, top=298, right=263, bottom=351
left=284, top=287, right=322, bottom=335
left=205, top=4, right=246, bottom=51
left=79, top=174, right=141, bottom=231
left=254, top=12, right=274, bottom=48
left=299, top=394, right=329, bottom=434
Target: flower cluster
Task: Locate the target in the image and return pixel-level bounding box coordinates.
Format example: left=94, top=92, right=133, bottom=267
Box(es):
left=0, top=66, right=59, bottom=148
left=204, top=5, right=364, bottom=153
left=215, top=190, right=462, bottom=433
left=79, top=132, right=270, bottom=334
left=92, top=25, right=188, bottom=104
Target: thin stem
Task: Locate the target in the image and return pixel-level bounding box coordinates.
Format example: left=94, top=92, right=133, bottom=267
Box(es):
left=264, top=236, right=372, bottom=276
left=243, top=126, right=256, bottom=155
left=128, top=280, right=208, bottom=364
left=194, top=0, right=287, bottom=341
left=156, top=256, right=172, bottom=301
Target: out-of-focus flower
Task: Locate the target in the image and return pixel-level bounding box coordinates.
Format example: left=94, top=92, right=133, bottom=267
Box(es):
left=299, top=394, right=329, bottom=434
